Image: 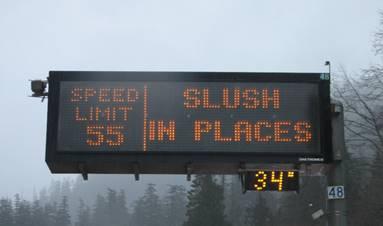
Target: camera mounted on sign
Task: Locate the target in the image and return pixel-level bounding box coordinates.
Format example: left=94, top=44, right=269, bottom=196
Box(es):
left=30, top=79, right=48, bottom=102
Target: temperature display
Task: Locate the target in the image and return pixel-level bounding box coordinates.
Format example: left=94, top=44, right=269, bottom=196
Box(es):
left=245, top=170, right=299, bottom=191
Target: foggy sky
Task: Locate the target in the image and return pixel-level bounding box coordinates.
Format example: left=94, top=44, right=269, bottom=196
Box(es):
left=0, top=0, right=382, bottom=199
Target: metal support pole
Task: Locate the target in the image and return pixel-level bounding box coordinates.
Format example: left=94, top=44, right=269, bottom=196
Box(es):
left=327, top=101, right=347, bottom=226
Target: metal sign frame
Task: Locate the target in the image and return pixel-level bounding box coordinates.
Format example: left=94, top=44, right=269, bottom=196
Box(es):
left=46, top=71, right=332, bottom=174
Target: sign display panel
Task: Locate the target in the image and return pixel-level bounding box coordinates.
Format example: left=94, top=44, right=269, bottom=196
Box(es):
left=46, top=72, right=332, bottom=174
left=58, top=81, right=319, bottom=153
left=245, top=170, right=299, bottom=191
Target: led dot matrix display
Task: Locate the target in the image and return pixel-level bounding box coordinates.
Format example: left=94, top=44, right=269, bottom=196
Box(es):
left=245, top=170, right=299, bottom=191
left=57, top=81, right=321, bottom=153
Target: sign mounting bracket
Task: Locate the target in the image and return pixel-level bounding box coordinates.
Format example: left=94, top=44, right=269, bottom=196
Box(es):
left=133, top=162, right=140, bottom=181
left=186, top=162, right=192, bottom=181
left=78, top=163, right=88, bottom=181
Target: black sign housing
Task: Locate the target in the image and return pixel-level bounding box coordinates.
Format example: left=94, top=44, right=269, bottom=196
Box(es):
left=46, top=71, right=332, bottom=174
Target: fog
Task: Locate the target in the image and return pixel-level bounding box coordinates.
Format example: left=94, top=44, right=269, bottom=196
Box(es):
left=0, top=0, right=381, bottom=199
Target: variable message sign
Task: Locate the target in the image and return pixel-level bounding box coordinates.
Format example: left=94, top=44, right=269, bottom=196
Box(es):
left=46, top=71, right=332, bottom=174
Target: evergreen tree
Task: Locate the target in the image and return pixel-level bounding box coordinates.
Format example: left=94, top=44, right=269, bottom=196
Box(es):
left=225, top=175, right=250, bottom=226
left=49, top=181, right=62, bottom=204
left=184, top=175, right=231, bottom=226
left=92, top=194, right=109, bottom=226
left=0, top=198, right=14, bottom=226
left=14, top=195, right=31, bottom=226
left=163, top=185, right=187, bottom=226
left=131, top=184, right=163, bottom=226
left=39, top=188, right=49, bottom=206
left=244, top=193, right=273, bottom=226
left=55, top=196, right=71, bottom=226
left=30, top=200, right=46, bottom=226
left=131, top=197, right=145, bottom=226
left=13, top=194, right=21, bottom=226
left=75, top=199, right=91, bottom=226
left=106, top=188, right=121, bottom=226
left=44, top=202, right=58, bottom=226
left=116, top=190, right=129, bottom=226
left=61, top=179, right=72, bottom=198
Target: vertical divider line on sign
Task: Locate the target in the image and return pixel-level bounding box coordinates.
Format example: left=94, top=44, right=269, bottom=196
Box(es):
left=143, top=84, right=148, bottom=152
